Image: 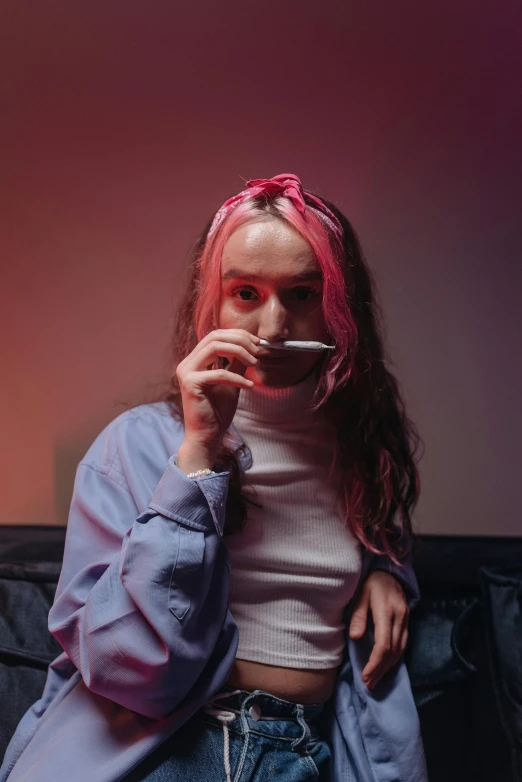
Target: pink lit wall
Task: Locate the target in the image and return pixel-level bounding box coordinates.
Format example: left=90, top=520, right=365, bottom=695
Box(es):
left=1, top=1, right=520, bottom=534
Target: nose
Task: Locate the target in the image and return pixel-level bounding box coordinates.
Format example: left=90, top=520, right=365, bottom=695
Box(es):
left=257, top=294, right=291, bottom=343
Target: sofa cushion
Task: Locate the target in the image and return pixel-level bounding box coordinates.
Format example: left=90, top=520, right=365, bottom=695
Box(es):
left=0, top=526, right=65, bottom=565
left=406, top=590, right=511, bottom=782
left=0, top=562, right=62, bottom=761
left=480, top=565, right=522, bottom=781
left=406, top=594, right=479, bottom=706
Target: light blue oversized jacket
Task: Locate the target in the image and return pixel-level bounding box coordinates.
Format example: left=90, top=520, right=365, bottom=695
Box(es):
left=0, top=402, right=428, bottom=782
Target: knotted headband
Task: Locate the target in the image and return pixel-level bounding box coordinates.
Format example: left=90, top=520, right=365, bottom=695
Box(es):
left=207, top=173, right=344, bottom=243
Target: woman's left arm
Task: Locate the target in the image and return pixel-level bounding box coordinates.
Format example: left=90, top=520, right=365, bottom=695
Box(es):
left=349, top=549, right=419, bottom=690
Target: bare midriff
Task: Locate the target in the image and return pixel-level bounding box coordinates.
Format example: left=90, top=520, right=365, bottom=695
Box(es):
left=225, top=658, right=340, bottom=705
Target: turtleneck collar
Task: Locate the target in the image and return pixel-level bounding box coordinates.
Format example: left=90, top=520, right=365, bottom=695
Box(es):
left=235, top=368, right=321, bottom=424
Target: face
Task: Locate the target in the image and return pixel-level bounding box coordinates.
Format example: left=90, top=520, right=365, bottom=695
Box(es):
left=218, top=217, right=329, bottom=388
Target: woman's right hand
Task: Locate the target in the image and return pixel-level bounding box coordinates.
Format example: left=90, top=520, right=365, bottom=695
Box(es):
left=175, top=329, right=261, bottom=460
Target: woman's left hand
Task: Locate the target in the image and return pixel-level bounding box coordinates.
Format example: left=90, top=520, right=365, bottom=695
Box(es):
left=348, top=570, right=409, bottom=690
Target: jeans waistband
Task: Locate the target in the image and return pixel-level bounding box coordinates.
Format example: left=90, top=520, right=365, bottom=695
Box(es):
left=204, top=684, right=325, bottom=722
left=201, top=686, right=325, bottom=782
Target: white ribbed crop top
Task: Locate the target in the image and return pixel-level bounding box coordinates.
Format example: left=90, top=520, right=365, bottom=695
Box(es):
left=225, top=370, right=363, bottom=670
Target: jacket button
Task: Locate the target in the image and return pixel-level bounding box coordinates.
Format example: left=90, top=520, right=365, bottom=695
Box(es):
left=248, top=704, right=261, bottom=721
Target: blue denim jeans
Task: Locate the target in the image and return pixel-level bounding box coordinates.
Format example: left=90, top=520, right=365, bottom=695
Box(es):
left=125, top=685, right=332, bottom=781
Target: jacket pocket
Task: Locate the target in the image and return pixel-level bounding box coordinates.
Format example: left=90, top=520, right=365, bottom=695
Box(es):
left=168, top=525, right=206, bottom=621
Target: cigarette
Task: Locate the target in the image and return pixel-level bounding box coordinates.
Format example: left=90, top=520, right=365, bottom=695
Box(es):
left=258, top=339, right=335, bottom=352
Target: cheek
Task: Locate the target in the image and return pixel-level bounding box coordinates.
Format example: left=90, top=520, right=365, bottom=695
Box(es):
left=217, top=299, right=252, bottom=329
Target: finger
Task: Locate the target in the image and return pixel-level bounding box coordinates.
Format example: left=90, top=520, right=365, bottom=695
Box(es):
left=185, top=331, right=260, bottom=367
left=206, top=329, right=261, bottom=351
left=204, top=340, right=260, bottom=370
left=362, top=643, right=387, bottom=685
left=364, top=619, right=406, bottom=688
left=391, top=611, right=404, bottom=656
left=349, top=591, right=370, bottom=639
left=375, top=619, right=405, bottom=683
left=399, top=623, right=409, bottom=656
left=188, top=368, right=255, bottom=389
left=361, top=606, right=392, bottom=685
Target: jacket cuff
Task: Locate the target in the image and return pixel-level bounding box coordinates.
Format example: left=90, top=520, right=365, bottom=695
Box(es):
left=147, top=455, right=230, bottom=536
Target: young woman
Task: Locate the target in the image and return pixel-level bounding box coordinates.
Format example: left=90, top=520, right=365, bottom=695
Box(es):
left=0, top=174, right=428, bottom=781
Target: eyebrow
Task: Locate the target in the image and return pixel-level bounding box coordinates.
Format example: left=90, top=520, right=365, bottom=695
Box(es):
left=221, top=269, right=324, bottom=283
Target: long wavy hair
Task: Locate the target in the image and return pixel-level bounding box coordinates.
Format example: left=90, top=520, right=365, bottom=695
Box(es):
left=139, top=189, right=424, bottom=567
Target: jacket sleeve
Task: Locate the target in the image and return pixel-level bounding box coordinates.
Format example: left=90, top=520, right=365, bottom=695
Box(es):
left=48, top=454, right=231, bottom=720
left=361, top=546, right=421, bottom=611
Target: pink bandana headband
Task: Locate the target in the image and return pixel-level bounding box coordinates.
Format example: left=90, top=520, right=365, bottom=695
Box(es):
left=207, top=173, right=344, bottom=243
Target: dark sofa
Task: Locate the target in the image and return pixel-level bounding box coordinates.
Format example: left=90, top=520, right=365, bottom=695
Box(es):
left=0, top=525, right=521, bottom=781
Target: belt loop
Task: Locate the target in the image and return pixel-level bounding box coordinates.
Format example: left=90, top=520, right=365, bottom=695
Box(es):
left=238, top=689, right=261, bottom=733
left=291, top=703, right=312, bottom=751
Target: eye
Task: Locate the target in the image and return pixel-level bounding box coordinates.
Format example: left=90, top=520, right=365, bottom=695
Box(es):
left=293, top=286, right=319, bottom=302
left=233, top=287, right=257, bottom=302
left=231, top=286, right=320, bottom=303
